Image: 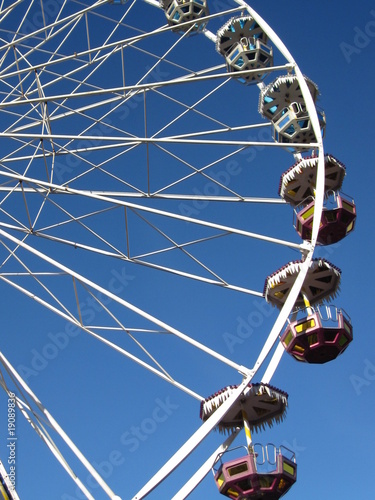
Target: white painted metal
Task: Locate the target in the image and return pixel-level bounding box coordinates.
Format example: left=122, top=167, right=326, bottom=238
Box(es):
left=0, top=171, right=302, bottom=252
left=232, top=0, right=325, bottom=387
left=0, top=350, right=119, bottom=500
left=0, top=458, right=20, bottom=500
left=132, top=376, right=252, bottom=499
left=0, top=0, right=325, bottom=498
left=129, top=1, right=326, bottom=495
left=0, top=227, right=251, bottom=376
left=170, top=429, right=240, bottom=499
left=0, top=271, right=204, bottom=401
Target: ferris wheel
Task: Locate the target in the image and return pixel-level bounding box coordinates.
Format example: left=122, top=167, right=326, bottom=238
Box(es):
left=0, top=1, right=356, bottom=499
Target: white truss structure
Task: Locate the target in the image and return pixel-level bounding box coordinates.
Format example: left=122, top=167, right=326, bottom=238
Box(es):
left=0, top=0, right=325, bottom=498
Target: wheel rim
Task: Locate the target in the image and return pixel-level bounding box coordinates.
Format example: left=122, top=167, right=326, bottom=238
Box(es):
left=0, top=1, right=326, bottom=498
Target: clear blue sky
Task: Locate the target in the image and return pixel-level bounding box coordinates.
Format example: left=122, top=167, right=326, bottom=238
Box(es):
left=0, top=1, right=374, bottom=499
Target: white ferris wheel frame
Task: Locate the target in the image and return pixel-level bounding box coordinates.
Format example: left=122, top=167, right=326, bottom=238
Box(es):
left=0, top=0, right=325, bottom=498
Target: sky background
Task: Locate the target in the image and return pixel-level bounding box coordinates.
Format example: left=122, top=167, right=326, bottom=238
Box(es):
left=0, top=0, right=374, bottom=499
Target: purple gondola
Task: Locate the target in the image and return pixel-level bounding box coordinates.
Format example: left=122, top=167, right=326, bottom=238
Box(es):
left=294, top=191, right=356, bottom=245
left=281, top=305, right=353, bottom=364
left=214, top=444, right=297, bottom=499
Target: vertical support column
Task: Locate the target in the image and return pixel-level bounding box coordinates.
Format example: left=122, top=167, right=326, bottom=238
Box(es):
left=241, top=409, right=253, bottom=453
left=302, top=291, right=313, bottom=316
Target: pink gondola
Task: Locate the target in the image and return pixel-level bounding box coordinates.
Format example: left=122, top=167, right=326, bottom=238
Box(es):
left=281, top=305, right=353, bottom=363
left=294, top=192, right=356, bottom=245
